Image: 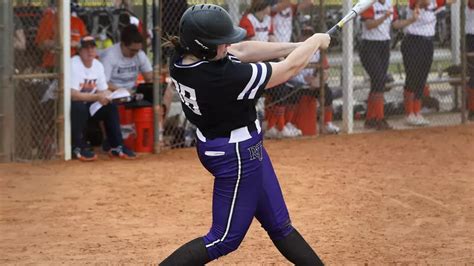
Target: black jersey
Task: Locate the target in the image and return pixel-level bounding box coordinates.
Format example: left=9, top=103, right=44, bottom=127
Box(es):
left=170, top=53, right=272, bottom=139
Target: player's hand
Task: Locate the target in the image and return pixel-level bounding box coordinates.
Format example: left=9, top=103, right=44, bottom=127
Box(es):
left=97, top=91, right=111, bottom=105
left=384, top=10, right=393, bottom=19
left=314, top=33, right=331, bottom=50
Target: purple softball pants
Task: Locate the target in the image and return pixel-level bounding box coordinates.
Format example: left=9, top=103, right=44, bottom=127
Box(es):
left=195, top=127, right=293, bottom=260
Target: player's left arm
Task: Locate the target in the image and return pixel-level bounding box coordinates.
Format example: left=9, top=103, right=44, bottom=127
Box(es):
left=228, top=41, right=302, bottom=63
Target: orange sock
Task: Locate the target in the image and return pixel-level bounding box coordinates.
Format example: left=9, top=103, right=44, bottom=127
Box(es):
left=266, top=107, right=277, bottom=129
left=275, top=106, right=286, bottom=131
left=374, top=93, right=385, bottom=120
left=324, top=106, right=333, bottom=124
left=366, top=93, right=375, bottom=120
left=469, top=88, right=474, bottom=111
left=423, top=85, right=430, bottom=97
left=285, top=105, right=296, bottom=124
left=404, top=90, right=414, bottom=115
left=413, top=99, right=422, bottom=114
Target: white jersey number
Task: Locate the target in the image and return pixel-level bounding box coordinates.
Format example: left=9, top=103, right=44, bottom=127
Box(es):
left=171, top=78, right=202, bottom=115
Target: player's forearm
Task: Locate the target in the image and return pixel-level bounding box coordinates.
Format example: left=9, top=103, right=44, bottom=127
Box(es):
left=229, top=41, right=302, bottom=63
left=365, top=16, right=388, bottom=30
left=392, top=17, right=416, bottom=30
left=284, top=35, right=326, bottom=75
left=71, top=90, right=100, bottom=102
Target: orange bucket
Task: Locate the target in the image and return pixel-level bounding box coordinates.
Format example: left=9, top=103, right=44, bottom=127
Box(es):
left=133, top=107, right=154, bottom=153
left=118, top=105, right=136, bottom=150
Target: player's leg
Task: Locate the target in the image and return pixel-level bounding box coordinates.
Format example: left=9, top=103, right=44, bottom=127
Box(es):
left=160, top=132, right=264, bottom=263
left=411, top=38, right=434, bottom=125
left=360, top=40, right=387, bottom=129
left=322, top=84, right=340, bottom=134
left=93, top=103, right=122, bottom=148
left=401, top=36, right=419, bottom=123
left=71, top=101, right=90, bottom=149
left=374, top=41, right=392, bottom=130
left=94, top=103, right=136, bottom=158
left=70, top=101, right=96, bottom=160
left=255, top=147, right=324, bottom=265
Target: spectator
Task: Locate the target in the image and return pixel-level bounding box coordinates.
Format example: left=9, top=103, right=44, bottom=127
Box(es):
left=100, top=24, right=153, bottom=94
left=264, top=0, right=313, bottom=138
left=35, top=3, right=88, bottom=70
left=271, top=0, right=312, bottom=43
left=70, top=36, right=136, bottom=161
left=266, top=27, right=339, bottom=137
left=359, top=0, right=418, bottom=130
left=400, top=0, right=454, bottom=126
left=467, top=0, right=474, bottom=120
left=239, top=0, right=275, bottom=42
left=295, top=27, right=340, bottom=135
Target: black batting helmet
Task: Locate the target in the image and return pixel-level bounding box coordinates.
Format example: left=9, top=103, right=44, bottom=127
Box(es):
left=179, top=4, right=246, bottom=60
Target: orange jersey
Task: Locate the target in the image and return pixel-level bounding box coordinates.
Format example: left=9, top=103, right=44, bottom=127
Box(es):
left=35, top=10, right=87, bottom=68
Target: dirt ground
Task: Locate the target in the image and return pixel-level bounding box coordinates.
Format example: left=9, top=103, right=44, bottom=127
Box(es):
left=1, top=125, right=473, bottom=265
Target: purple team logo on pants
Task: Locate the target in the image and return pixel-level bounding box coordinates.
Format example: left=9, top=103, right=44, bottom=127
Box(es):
left=196, top=131, right=293, bottom=259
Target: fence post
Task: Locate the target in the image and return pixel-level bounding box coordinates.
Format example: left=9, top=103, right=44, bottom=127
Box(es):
left=153, top=0, right=163, bottom=153
left=342, top=0, right=354, bottom=133
left=0, top=0, right=14, bottom=162
left=460, top=0, right=467, bottom=123
left=59, top=0, right=71, bottom=160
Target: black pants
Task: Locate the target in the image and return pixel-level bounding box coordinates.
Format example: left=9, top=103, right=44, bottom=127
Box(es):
left=401, top=34, right=434, bottom=99
left=360, top=40, right=391, bottom=92
left=71, top=101, right=123, bottom=149
left=467, top=34, right=474, bottom=88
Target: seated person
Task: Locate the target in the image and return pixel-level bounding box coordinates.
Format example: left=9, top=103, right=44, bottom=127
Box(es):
left=100, top=24, right=153, bottom=98
left=71, top=36, right=136, bottom=161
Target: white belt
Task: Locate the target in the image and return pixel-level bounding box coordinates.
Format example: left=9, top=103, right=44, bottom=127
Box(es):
left=196, top=120, right=261, bottom=143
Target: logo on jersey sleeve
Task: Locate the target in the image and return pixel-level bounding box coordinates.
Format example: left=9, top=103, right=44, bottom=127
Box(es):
left=79, top=79, right=98, bottom=93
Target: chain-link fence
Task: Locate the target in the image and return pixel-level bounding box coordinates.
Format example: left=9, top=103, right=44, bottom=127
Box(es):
left=0, top=0, right=470, bottom=161
left=7, top=1, right=61, bottom=161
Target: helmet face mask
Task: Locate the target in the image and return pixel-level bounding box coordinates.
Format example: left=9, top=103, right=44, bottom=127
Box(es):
left=179, top=4, right=246, bottom=60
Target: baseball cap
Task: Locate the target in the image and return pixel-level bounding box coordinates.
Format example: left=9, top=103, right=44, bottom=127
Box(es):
left=79, top=36, right=96, bottom=49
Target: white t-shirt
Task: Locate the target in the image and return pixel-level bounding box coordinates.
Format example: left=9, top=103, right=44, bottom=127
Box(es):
left=100, top=43, right=153, bottom=90
left=404, top=0, right=443, bottom=37
left=70, top=56, right=108, bottom=94
left=272, top=6, right=296, bottom=42
left=360, top=0, right=397, bottom=41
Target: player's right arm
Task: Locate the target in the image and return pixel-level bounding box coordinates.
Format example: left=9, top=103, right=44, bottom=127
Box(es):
left=265, top=33, right=330, bottom=88
left=228, top=41, right=302, bottom=63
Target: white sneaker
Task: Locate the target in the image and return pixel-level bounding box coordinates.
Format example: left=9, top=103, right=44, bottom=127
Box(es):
left=265, top=127, right=281, bottom=139
left=325, top=122, right=340, bottom=134
left=406, top=114, right=419, bottom=126
left=281, top=124, right=301, bottom=138
left=415, top=113, right=430, bottom=126
left=284, top=122, right=302, bottom=136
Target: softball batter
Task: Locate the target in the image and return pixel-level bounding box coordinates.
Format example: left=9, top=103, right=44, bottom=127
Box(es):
left=401, top=0, right=453, bottom=126
left=359, top=0, right=418, bottom=130
left=159, top=4, right=330, bottom=265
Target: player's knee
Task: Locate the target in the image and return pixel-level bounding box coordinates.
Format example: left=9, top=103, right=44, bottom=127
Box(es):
left=205, top=236, right=244, bottom=259
left=267, top=221, right=294, bottom=241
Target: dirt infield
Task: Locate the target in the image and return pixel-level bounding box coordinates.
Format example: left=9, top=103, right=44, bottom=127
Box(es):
left=1, top=125, right=473, bottom=265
